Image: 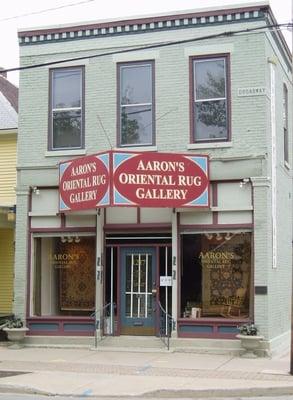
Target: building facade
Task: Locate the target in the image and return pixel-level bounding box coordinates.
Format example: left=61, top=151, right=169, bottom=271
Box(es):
left=16, top=2, right=292, bottom=354
left=0, top=71, right=18, bottom=316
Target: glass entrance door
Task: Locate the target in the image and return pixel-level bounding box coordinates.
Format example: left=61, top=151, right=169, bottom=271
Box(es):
left=120, top=247, right=156, bottom=335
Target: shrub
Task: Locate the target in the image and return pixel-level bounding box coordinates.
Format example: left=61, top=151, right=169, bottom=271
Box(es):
left=238, top=323, right=258, bottom=336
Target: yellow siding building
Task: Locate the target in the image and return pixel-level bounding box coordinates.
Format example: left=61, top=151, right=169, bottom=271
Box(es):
left=0, top=72, right=18, bottom=315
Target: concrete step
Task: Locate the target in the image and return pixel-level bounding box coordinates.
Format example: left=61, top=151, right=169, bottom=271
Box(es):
left=170, top=337, right=242, bottom=355
left=24, top=335, right=94, bottom=348
left=23, top=334, right=245, bottom=355
left=95, top=335, right=167, bottom=352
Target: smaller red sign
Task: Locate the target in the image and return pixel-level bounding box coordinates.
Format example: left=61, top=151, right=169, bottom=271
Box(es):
left=59, top=154, right=109, bottom=211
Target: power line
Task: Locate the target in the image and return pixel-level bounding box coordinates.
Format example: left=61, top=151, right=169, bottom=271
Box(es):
left=97, top=114, right=113, bottom=149
left=2, top=23, right=292, bottom=74
left=0, top=0, right=95, bottom=22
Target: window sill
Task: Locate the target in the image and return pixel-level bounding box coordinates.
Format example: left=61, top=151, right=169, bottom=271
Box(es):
left=187, top=142, right=233, bottom=150
left=114, top=145, right=158, bottom=152
left=45, top=149, right=87, bottom=157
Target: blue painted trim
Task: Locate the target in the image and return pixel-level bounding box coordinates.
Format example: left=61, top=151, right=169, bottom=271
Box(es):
left=218, top=325, right=238, bottom=333
left=59, top=198, right=70, bottom=211
left=113, top=152, right=136, bottom=170
left=113, top=187, right=136, bottom=205
left=179, top=325, right=213, bottom=333
left=29, top=323, right=59, bottom=331
left=97, top=153, right=109, bottom=170
left=99, top=189, right=110, bottom=206
left=186, top=156, right=208, bottom=175
left=59, top=162, right=70, bottom=177
left=186, top=187, right=209, bottom=207
left=63, top=323, right=95, bottom=331
left=120, top=247, right=156, bottom=330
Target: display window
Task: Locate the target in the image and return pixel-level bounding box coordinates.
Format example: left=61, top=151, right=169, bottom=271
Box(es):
left=32, top=235, right=96, bottom=317
left=181, top=232, right=251, bottom=319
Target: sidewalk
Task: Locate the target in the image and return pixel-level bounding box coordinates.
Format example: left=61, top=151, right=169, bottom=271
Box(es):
left=0, top=344, right=293, bottom=398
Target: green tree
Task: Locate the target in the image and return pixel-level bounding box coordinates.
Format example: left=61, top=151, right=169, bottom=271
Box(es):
left=121, top=108, right=140, bottom=144
left=197, top=71, right=226, bottom=131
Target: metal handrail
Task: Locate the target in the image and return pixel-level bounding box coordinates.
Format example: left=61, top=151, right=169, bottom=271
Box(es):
left=91, top=302, right=116, bottom=347
left=158, top=301, right=175, bottom=351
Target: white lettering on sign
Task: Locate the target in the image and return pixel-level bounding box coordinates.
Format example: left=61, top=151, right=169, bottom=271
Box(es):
left=136, top=188, right=188, bottom=200
left=237, top=87, right=266, bottom=97
left=71, top=162, right=97, bottom=176
left=69, top=190, right=98, bottom=203
left=160, top=276, right=172, bottom=287
left=137, top=160, right=185, bottom=172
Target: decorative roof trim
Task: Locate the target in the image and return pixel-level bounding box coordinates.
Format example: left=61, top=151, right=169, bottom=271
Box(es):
left=18, top=5, right=268, bottom=45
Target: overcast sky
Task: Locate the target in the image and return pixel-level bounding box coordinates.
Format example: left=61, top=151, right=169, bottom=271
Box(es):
left=1, top=0, right=291, bottom=86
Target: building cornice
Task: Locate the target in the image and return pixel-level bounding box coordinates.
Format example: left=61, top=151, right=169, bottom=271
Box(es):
left=18, top=4, right=269, bottom=46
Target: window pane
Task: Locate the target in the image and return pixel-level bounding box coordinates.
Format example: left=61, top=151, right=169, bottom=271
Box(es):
left=53, top=110, right=81, bottom=149
left=133, top=255, right=139, bottom=293
left=132, top=295, right=138, bottom=317
left=181, top=233, right=251, bottom=319
left=140, top=255, right=146, bottom=292
left=121, top=105, right=152, bottom=145
left=147, top=255, right=152, bottom=292
left=284, top=128, right=288, bottom=163
left=194, top=59, right=226, bottom=100
left=125, top=255, right=132, bottom=292
left=125, top=294, right=131, bottom=317
left=283, top=85, right=289, bottom=163
left=121, top=65, right=152, bottom=105
left=33, top=236, right=95, bottom=317
left=139, top=295, right=146, bottom=318
left=146, top=294, right=153, bottom=317
left=194, top=100, right=227, bottom=141
left=52, top=69, right=81, bottom=109
left=283, top=85, right=288, bottom=127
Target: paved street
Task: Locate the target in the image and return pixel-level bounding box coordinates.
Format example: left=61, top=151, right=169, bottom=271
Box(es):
left=1, top=396, right=293, bottom=400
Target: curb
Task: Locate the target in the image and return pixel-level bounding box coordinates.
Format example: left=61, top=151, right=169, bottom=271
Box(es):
left=2, top=384, right=293, bottom=398
left=0, top=384, right=51, bottom=396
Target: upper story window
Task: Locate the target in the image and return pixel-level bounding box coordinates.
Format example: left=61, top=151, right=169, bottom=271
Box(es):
left=118, top=61, right=155, bottom=147
left=283, top=83, right=289, bottom=164
left=191, top=55, right=230, bottom=143
left=49, top=67, right=84, bottom=150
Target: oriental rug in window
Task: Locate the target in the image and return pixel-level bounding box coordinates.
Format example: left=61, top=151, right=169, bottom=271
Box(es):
left=58, top=237, right=95, bottom=311
left=200, top=233, right=251, bottom=318
left=181, top=232, right=251, bottom=319
left=33, top=236, right=95, bottom=316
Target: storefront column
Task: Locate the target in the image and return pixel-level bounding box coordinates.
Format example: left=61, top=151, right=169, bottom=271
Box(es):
left=250, top=176, right=271, bottom=339
left=95, top=208, right=104, bottom=342
left=14, top=186, right=30, bottom=320
left=171, top=211, right=178, bottom=337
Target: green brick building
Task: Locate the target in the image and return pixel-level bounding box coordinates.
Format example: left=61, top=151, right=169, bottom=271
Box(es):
left=15, top=2, right=292, bottom=355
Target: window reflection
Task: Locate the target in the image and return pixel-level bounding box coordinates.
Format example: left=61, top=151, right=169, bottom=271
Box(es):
left=53, top=69, right=81, bottom=109
left=193, top=57, right=228, bottom=142
left=181, top=233, right=251, bottom=319
left=119, top=62, right=154, bottom=146
left=50, top=67, right=83, bottom=150
left=33, top=236, right=95, bottom=316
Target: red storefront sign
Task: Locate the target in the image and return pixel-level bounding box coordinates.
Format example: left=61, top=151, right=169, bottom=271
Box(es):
left=59, top=151, right=209, bottom=211
left=112, top=151, right=209, bottom=208
left=59, top=153, right=110, bottom=211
